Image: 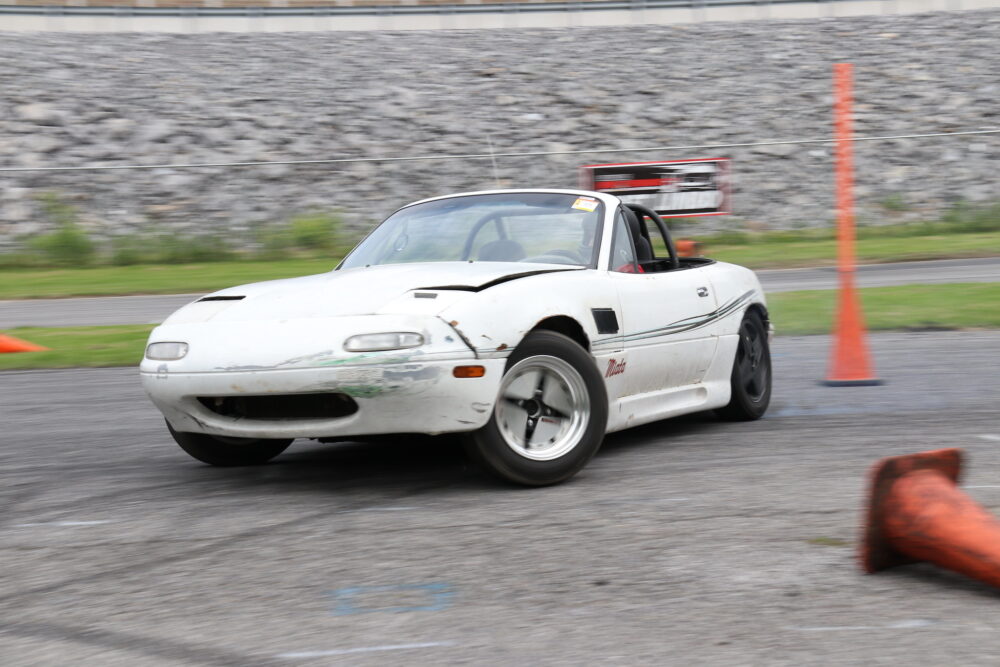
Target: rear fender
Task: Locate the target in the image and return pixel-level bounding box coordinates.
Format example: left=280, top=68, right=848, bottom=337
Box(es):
left=706, top=262, right=768, bottom=336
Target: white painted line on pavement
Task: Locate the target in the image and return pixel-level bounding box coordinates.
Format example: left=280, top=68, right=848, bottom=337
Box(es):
left=14, top=520, right=113, bottom=527
left=355, top=506, right=418, bottom=512
left=977, top=434, right=1000, bottom=442
left=598, top=497, right=690, bottom=504
left=790, top=619, right=937, bottom=632
left=612, top=498, right=691, bottom=504
left=277, top=641, right=455, bottom=658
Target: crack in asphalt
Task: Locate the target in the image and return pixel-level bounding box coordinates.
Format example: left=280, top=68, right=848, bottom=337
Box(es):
left=0, top=620, right=282, bottom=667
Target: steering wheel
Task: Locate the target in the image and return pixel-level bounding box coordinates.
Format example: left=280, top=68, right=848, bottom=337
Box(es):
left=540, top=248, right=585, bottom=264
left=521, top=254, right=581, bottom=265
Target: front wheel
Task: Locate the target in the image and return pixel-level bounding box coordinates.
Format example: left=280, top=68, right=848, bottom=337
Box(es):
left=167, top=421, right=293, bottom=466
left=465, top=331, right=608, bottom=486
left=716, top=310, right=772, bottom=421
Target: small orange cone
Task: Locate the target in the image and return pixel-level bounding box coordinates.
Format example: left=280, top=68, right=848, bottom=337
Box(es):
left=674, top=239, right=703, bottom=258
left=862, top=448, right=1000, bottom=590
left=0, top=334, right=49, bottom=353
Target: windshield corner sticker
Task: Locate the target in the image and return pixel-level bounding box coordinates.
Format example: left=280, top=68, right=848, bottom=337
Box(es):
left=571, top=197, right=599, bottom=212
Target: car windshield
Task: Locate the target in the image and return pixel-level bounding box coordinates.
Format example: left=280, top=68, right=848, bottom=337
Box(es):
left=339, top=192, right=604, bottom=269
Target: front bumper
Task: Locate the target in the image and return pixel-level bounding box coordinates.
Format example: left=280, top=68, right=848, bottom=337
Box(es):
left=141, top=356, right=506, bottom=439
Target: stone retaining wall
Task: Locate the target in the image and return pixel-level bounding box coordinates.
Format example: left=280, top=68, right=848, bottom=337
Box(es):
left=1, top=9, right=998, bottom=247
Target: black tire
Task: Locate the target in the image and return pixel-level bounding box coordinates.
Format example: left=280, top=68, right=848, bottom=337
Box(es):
left=166, top=421, right=293, bottom=466
left=465, top=330, right=608, bottom=486
left=717, top=310, right=772, bottom=421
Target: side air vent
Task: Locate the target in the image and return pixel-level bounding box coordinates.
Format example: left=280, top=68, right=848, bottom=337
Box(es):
left=591, top=308, right=619, bottom=334
left=198, top=393, right=358, bottom=421
left=197, top=295, right=245, bottom=302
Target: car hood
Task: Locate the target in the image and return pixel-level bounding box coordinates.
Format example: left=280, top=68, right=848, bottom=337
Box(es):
left=162, top=261, right=578, bottom=324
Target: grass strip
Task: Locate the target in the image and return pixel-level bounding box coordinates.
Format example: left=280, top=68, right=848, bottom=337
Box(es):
left=0, top=258, right=336, bottom=300
left=768, top=283, right=1000, bottom=335
left=0, top=325, right=153, bottom=370
left=706, top=231, right=1000, bottom=269
left=2, top=283, right=999, bottom=370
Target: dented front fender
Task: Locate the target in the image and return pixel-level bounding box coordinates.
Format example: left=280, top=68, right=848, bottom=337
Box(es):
left=436, top=269, right=622, bottom=359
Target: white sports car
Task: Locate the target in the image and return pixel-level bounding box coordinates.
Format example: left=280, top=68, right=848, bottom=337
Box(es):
left=141, top=189, right=771, bottom=486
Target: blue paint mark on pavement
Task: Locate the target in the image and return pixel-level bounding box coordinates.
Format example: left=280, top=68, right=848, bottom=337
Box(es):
left=330, top=582, right=454, bottom=615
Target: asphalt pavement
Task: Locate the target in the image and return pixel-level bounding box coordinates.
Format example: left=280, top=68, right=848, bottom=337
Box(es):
left=758, top=256, right=1000, bottom=292
left=3, top=331, right=1000, bottom=665
left=0, top=292, right=202, bottom=329
left=2, top=257, right=999, bottom=329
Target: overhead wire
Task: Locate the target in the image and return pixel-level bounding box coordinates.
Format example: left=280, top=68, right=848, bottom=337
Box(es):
left=0, top=128, right=997, bottom=174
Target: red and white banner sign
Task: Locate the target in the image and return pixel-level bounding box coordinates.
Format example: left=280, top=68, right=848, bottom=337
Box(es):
left=580, top=158, right=731, bottom=218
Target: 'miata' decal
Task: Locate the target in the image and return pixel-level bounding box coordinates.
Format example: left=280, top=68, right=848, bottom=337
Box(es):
left=605, top=358, right=626, bottom=378
left=592, top=290, right=755, bottom=349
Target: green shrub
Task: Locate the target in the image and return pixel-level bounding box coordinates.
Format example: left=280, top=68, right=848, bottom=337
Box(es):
left=26, top=195, right=96, bottom=267
left=254, top=225, right=295, bottom=261
left=880, top=194, right=909, bottom=212
left=156, top=234, right=235, bottom=264
left=27, top=225, right=96, bottom=267
left=952, top=201, right=1000, bottom=233
left=252, top=212, right=347, bottom=260
left=109, top=234, right=153, bottom=266
left=0, top=250, right=45, bottom=269
left=858, top=201, right=1000, bottom=239
left=290, top=213, right=341, bottom=252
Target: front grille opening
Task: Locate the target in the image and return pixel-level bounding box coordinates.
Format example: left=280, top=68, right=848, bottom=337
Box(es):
left=198, top=393, right=358, bottom=421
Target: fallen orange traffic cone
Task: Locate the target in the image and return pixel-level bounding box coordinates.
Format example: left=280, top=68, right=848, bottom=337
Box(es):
left=0, top=334, right=49, bottom=353
left=861, top=448, right=1000, bottom=590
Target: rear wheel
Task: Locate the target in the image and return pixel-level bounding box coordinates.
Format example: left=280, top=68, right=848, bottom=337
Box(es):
left=167, top=421, right=293, bottom=466
left=465, top=331, right=608, bottom=486
left=717, top=310, right=771, bottom=421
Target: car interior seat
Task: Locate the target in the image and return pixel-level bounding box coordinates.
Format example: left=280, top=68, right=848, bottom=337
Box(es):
left=622, top=207, right=653, bottom=263
left=477, top=239, right=526, bottom=262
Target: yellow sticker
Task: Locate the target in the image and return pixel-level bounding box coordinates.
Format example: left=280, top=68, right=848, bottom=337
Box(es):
left=572, top=197, right=599, bottom=212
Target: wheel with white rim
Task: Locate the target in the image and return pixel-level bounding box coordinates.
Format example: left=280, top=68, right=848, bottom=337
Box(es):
left=466, top=330, right=608, bottom=486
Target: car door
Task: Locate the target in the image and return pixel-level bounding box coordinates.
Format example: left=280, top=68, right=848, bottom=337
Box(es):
left=607, top=210, right=719, bottom=397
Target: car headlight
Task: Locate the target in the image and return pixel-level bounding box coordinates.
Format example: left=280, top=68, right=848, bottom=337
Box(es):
left=343, top=332, right=424, bottom=352
left=146, top=341, right=189, bottom=360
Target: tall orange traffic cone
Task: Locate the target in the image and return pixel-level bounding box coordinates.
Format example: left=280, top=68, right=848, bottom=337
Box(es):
left=861, top=448, right=1000, bottom=590
left=823, top=271, right=881, bottom=386
left=823, top=63, right=881, bottom=386
left=0, top=334, right=49, bottom=353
